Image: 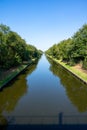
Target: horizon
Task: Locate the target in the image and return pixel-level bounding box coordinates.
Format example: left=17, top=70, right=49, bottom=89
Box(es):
left=0, top=0, right=87, bottom=51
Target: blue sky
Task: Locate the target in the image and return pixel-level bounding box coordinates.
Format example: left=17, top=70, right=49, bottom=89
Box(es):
left=0, top=0, right=87, bottom=51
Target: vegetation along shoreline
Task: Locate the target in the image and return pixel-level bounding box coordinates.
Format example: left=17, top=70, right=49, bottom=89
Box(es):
left=0, top=58, right=40, bottom=90
left=0, top=24, right=43, bottom=90
left=46, top=54, right=87, bottom=85
left=45, top=24, right=87, bottom=85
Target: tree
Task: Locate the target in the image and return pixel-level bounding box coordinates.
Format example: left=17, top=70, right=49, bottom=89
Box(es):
left=46, top=24, right=87, bottom=69
left=0, top=24, right=42, bottom=69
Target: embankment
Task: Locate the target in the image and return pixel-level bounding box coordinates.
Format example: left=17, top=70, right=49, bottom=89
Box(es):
left=46, top=55, right=87, bottom=85
left=0, top=59, right=37, bottom=90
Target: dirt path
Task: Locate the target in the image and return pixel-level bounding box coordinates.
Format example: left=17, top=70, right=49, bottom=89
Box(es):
left=0, top=67, right=17, bottom=81
left=72, top=64, right=87, bottom=74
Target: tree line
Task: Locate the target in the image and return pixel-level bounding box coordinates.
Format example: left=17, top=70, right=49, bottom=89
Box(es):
left=0, top=24, right=42, bottom=69
left=46, top=24, right=87, bottom=70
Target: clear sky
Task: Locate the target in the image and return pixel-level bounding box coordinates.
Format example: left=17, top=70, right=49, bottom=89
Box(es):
left=0, top=0, right=87, bottom=51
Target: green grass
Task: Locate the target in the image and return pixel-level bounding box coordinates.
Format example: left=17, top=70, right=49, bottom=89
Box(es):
left=47, top=55, right=87, bottom=83
left=58, top=60, right=87, bottom=82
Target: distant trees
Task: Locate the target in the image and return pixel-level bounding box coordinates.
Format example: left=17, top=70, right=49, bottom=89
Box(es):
left=46, top=24, right=87, bottom=69
left=0, top=24, right=42, bottom=69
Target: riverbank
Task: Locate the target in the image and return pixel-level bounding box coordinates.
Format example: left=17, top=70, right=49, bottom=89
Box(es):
left=0, top=59, right=37, bottom=90
left=46, top=55, right=87, bottom=85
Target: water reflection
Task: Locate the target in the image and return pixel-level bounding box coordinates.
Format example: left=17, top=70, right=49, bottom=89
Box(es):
left=47, top=56, right=87, bottom=113
left=0, top=60, right=39, bottom=125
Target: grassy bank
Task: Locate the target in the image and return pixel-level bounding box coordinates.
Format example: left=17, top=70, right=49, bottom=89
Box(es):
left=47, top=55, right=87, bottom=84
left=0, top=65, right=27, bottom=88
left=0, top=59, right=36, bottom=89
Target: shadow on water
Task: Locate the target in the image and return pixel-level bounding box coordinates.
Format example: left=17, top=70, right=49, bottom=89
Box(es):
left=46, top=56, right=87, bottom=113
left=0, top=113, right=87, bottom=130
left=0, top=60, right=39, bottom=129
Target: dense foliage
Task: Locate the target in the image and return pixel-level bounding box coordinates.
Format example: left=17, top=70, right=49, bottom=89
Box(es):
left=46, top=24, right=87, bottom=69
left=0, top=24, right=42, bottom=69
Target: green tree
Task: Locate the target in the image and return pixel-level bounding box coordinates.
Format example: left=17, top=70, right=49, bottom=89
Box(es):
left=46, top=24, right=87, bottom=69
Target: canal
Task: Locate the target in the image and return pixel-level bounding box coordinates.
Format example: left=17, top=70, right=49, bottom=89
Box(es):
left=0, top=54, right=87, bottom=125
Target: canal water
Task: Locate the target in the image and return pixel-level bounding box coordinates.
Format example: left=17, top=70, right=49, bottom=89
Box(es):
left=0, top=54, right=87, bottom=125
